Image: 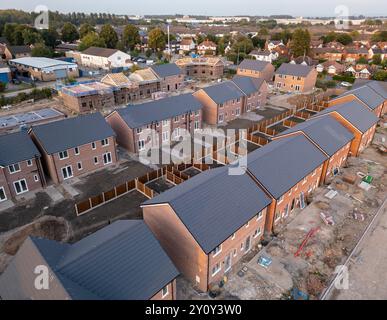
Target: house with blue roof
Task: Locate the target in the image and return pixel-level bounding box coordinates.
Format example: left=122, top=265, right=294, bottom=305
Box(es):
left=0, top=220, right=179, bottom=300
left=0, top=131, right=45, bottom=201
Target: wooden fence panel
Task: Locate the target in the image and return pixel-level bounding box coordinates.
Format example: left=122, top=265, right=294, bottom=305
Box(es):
left=76, top=200, right=91, bottom=215
left=127, top=179, right=136, bottom=190
left=90, top=194, right=104, bottom=208
left=103, top=189, right=116, bottom=202
left=116, top=183, right=128, bottom=196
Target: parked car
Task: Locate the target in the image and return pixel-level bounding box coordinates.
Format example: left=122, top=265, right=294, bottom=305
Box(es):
left=340, top=81, right=352, bottom=87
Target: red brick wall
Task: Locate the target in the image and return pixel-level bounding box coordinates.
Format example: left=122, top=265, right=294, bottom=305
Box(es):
left=150, top=279, right=177, bottom=300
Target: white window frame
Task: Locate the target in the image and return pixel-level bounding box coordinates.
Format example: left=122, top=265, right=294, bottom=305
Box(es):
left=77, top=162, right=83, bottom=171
left=256, top=211, right=263, bottom=221
left=61, top=165, right=73, bottom=180
left=162, top=120, right=169, bottom=127
left=101, top=138, right=109, bottom=147
left=13, top=179, right=28, bottom=195
left=138, top=140, right=145, bottom=151
left=27, top=159, right=33, bottom=167
left=212, top=245, right=222, bottom=257
left=94, top=156, right=99, bottom=165
left=162, top=131, right=169, bottom=142
left=34, top=175, right=39, bottom=182
left=136, top=127, right=142, bottom=134
left=278, top=195, right=284, bottom=204
left=59, top=150, right=69, bottom=160
left=74, top=147, right=80, bottom=155
left=231, top=233, right=236, bottom=240
left=161, top=285, right=169, bottom=298
left=254, top=227, right=262, bottom=238
left=103, top=152, right=112, bottom=165
left=0, top=187, right=7, bottom=202
left=91, top=142, right=96, bottom=150
left=8, top=163, right=21, bottom=174
left=245, top=221, right=250, bottom=228
left=211, top=263, right=221, bottom=277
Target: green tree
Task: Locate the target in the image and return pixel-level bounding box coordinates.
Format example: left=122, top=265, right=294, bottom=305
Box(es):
left=79, top=23, right=95, bottom=38
left=22, top=28, right=42, bottom=45
left=122, top=24, right=140, bottom=50
left=99, top=24, right=118, bottom=48
left=79, top=32, right=106, bottom=51
left=372, top=31, right=387, bottom=42
left=40, top=28, right=59, bottom=48
left=290, top=28, right=311, bottom=57
left=373, top=70, right=387, bottom=81
left=258, top=27, right=269, bottom=37
left=148, top=28, right=166, bottom=51
left=372, top=54, right=382, bottom=65
left=357, top=56, right=368, bottom=64
left=350, top=30, right=360, bottom=40
left=145, top=49, right=152, bottom=58
left=231, top=36, right=254, bottom=54
left=321, top=31, right=336, bottom=44
left=61, top=22, right=79, bottom=43
left=31, top=43, right=54, bottom=57
left=336, top=33, right=352, bottom=45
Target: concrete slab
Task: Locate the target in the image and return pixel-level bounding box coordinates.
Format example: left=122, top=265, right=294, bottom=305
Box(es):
left=62, top=183, right=80, bottom=197
left=0, top=200, right=15, bottom=212
left=45, top=185, right=64, bottom=203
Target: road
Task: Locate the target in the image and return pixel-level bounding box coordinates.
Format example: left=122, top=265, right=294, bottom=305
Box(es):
left=324, top=197, right=387, bottom=300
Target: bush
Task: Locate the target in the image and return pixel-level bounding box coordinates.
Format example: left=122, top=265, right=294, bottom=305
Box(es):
left=332, top=74, right=355, bottom=83
left=0, top=87, right=53, bottom=107
left=0, top=82, right=6, bottom=93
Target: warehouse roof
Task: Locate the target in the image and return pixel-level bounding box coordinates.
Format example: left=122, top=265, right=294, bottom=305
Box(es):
left=0, top=131, right=41, bottom=167
left=277, top=116, right=354, bottom=157
left=143, top=166, right=272, bottom=254
left=276, top=62, right=315, bottom=77
left=150, top=63, right=182, bottom=78
left=247, top=135, right=327, bottom=199
left=200, top=81, right=244, bottom=104
left=315, top=100, right=379, bottom=133
left=0, top=221, right=178, bottom=300
left=81, top=46, right=119, bottom=57
left=9, top=57, right=76, bottom=69
left=31, top=112, right=115, bottom=154
left=115, top=93, right=202, bottom=128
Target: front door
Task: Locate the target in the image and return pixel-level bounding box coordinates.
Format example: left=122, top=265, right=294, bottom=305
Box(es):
left=245, top=236, right=251, bottom=253
left=224, top=253, right=232, bottom=272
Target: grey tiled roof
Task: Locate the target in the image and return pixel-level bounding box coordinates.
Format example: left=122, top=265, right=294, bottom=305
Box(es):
left=277, top=116, right=354, bottom=156
left=315, top=100, right=379, bottom=133
left=143, top=166, right=272, bottom=254
left=150, top=63, right=182, bottom=78
left=351, top=79, right=387, bottom=100
left=247, top=135, right=327, bottom=199
left=0, top=131, right=41, bottom=167
left=2, top=220, right=179, bottom=300
left=116, top=93, right=202, bottom=128
left=238, top=59, right=272, bottom=72
left=232, top=75, right=265, bottom=95
left=276, top=63, right=315, bottom=77
left=337, top=86, right=384, bottom=110
left=201, top=81, right=244, bottom=104
left=31, top=113, right=115, bottom=154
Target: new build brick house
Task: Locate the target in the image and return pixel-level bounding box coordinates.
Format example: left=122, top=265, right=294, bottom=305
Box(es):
left=352, top=80, right=387, bottom=115
left=129, top=68, right=161, bottom=99
left=0, top=220, right=179, bottom=300
left=329, top=86, right=385, bottom=118
left=0, top=131, right=45, bottom=200
left=231, top=76, right=268, bottom=112
left=193, top=81, right=245, bottom=125
left=236, top=59, right=275, bottom=82
left=175, top=57, right=224, bottom=80
left=29, top=113, right=117, bottom=184
left=273, top=116, right=354, bottom=184
left=150, top=63, right=184, bottom=92
left=106, top=93, right=202, bottom=153
left=100, top=73, right=140, bottom=105
left=193, top=77, right=267, bottom=125
left=313, top=101, right=379, bottom=156
left=274, top=63, right=318, bottom=93
left=246, top=135, right=327, bottom=233
left=142, top=166, right=272, bottom=292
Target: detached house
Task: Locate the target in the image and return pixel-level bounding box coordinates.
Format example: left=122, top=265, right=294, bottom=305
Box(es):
left=0, top=131, right=45, bottom=200
left=106, top=93, right=202, bottom=153
left=344, top=47, right=369, bottom=63
left=249, top=50, right=278, bottom=63
left=274, top=63, right=317, bottom=93
left=149, top=63, right=184, bottom=92
left=142, top=166, right=272, bottom=292
left=329, top=85, right=385, bottom=117
left=30, top=113, right=117, bottom=184
left=273, top=116, right=354, bottom=184
left=236, top=59, right=275, bottom=82
left=179, top=38, right=196, bottom=53
left=246, top=135, right=327, bottom=233
left=313, top=101, right=379, bottom=156
left=0, top=220, right=179, bottom=300
left=80, top=47, right=132, bottom=70
left=197, top=40, right=217, bottom=55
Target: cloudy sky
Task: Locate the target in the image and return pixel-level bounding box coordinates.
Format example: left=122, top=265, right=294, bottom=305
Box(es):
left=0, top=0, right=385, bottom=17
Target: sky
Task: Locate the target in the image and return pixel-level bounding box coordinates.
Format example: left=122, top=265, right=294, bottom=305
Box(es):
left=0, top=0, right=386, bottom=17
